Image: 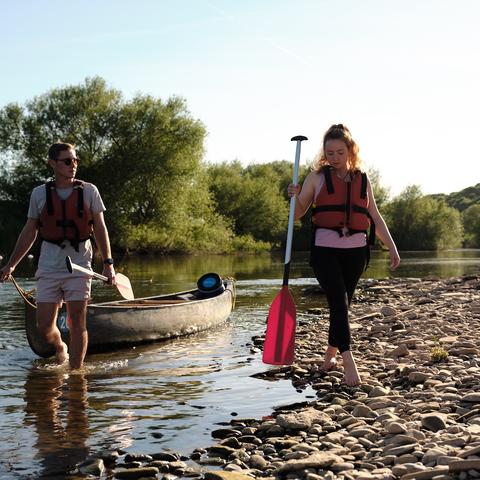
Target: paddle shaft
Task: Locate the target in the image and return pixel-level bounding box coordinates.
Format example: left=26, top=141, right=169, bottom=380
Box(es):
left=262, top=135, right=307, bottom=365
left=283, top=136, right=308, bottom=286
left=65, top=256, right=135, bottom=300
left=65, top=256, right=127, bottom=286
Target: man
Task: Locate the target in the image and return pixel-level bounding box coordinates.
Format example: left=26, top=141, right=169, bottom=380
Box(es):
left=0, top=142, right=115, bottom=369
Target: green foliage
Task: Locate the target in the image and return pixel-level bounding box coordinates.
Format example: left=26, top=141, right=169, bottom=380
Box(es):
left=0, top=200, right=27, bottom=257
left=207, top=159, right=314, bottom=249
left=1, top=76, right=477, bottom=255
left=366, top=166, right=390, bottom=212
left=207, top=160, right=297, bottom=246
left=232, top=234, right=271, bottom=252
left=430, top=346, right=449, bottom=362
left=0, top=77, right=234, bottom=254
left=384, top=185, right=463, bottom=250
left=462, top=204, right=480, bottom=247
left=431, top=183, right=480, bottom=212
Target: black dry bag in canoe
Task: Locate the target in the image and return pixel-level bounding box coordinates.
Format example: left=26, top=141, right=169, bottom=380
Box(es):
left=197, top=273, right=225, bottom=298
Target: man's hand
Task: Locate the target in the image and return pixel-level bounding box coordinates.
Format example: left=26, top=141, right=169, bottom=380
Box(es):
left=102, top=264, right=116, bottom=285
left=0, top=265, right=14, bottom=283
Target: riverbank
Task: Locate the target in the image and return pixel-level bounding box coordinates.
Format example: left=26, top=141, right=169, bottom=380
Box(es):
left=73, top=274, right=480, bottom=479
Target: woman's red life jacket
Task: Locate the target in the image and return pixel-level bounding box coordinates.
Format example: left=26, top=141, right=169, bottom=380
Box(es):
left=39, top=181, right=94, bottom=251
left=312, top=167, right=371, bottom=235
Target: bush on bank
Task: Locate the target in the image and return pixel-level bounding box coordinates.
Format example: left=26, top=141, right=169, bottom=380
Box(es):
left=0, top=77, right=477, bottom=256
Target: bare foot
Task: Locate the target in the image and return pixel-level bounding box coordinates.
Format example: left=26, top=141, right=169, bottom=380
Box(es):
left=322, top=345, right=338, bottom=371
left=55, top=342, right=69, bottom=364
left=341, top=350, right=361, bottom=386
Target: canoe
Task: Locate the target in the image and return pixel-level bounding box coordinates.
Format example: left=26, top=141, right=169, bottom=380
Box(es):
left=25, top=278, right=235, bottom=358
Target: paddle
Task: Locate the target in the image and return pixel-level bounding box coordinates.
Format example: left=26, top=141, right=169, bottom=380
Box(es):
left=65, top=256, right=135, bottom=300
left=263, top=135, right=308, bottom=365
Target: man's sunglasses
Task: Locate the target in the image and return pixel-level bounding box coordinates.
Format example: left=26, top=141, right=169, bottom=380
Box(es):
left=55, top=157, right=79, bottom=166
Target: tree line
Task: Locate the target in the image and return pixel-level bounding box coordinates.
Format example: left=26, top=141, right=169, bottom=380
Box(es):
left=0, top=77, right=478, bottom=257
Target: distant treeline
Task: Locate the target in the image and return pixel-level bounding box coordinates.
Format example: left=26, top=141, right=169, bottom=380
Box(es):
left=0, top=77, right=479, bottom=257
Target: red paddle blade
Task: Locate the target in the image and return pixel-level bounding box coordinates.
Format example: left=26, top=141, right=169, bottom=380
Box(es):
left=115, top=273, right=134, bottom=300
left=262, top=285, right=296, bottom=365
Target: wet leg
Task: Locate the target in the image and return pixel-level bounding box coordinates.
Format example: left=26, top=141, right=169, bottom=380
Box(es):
left=66, top=301, right=88, bottom=369
left=36, top=303, right=68, bottom=363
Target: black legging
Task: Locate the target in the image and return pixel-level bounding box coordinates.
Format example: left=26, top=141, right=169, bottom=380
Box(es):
left=311, top=246, right=367, bottom=353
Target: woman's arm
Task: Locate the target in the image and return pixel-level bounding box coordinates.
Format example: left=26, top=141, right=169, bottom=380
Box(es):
left=287, top=172, right=319, bottom=220
left=366, top=179, right=401, bottom=270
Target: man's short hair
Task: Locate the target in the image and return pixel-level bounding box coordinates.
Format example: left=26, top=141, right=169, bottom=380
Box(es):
left=48, top=142, right=75, bottom=160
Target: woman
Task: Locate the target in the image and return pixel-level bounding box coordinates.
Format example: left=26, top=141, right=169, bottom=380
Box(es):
left=288, top=124, right=400, bottom=386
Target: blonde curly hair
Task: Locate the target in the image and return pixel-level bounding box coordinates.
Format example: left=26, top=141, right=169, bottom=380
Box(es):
left=312, top=124, right=362, bottom=172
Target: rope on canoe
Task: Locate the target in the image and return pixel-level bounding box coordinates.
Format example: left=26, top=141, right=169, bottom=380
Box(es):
left=9, top=275, right=37, bottom=309
left=224, top=276, right=236, bottom=310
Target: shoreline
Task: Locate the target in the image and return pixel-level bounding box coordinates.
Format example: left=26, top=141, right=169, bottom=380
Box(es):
left=60, top=274, right=480, bottom=478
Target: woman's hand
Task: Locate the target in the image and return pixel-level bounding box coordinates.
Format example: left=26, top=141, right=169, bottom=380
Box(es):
left=389, top=249, right=401, bottom=270
left=287, top=183, right=301, bottom=198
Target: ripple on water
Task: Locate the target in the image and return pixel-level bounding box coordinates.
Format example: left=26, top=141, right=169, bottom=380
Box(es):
left=0, top=280, right=318, bottom=478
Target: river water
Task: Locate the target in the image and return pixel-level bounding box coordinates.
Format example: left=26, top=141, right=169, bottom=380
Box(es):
left=0, top=250, right=478, bottom=478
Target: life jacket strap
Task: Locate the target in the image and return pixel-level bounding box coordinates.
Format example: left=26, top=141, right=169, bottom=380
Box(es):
left=351, top=204, right=369, bottom=215
left=73, top=181, right=84, bottom=218
left=312, top=204, right=346, bottom=214
left=324, top=167, right=334, bottom=194
left=360, top=172, right=367, bottom=199
left=45, top=181, right=55, bottom=215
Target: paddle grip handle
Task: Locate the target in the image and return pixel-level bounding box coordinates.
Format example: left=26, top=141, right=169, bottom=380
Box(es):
left=65, top=256, right=108, bottom=282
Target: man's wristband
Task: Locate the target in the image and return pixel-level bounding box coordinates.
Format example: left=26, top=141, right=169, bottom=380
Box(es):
left=103, top=258, right=114, bottom=265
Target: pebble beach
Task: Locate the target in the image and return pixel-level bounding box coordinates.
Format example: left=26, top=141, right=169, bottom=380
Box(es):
left=60, top=274, right=480, bottom=479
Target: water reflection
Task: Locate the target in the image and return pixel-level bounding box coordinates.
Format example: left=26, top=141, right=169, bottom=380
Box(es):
left=24, top=370, right=89, bottom=478
left=0, top=250, right=477, bottom=478
left=122, top=253, right=276, bottom=284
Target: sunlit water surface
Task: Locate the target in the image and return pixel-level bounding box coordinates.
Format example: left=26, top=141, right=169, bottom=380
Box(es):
left=0, top=250, right=478, bottom=478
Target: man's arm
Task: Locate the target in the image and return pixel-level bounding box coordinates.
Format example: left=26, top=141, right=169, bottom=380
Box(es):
left=0, top=218, right=39, bottom=282
left=92, top=211, right=115, bottom=283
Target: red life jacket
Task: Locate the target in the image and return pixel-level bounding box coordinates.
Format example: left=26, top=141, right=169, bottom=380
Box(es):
left=312, top=167, right=374, bottom=242
left=39, top=180, right=94, bottom=251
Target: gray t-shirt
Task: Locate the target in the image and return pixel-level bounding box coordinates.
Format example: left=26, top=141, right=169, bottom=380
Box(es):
left=28, top=182, right=106, bottom=275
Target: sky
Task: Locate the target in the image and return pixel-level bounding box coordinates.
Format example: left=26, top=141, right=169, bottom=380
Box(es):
left=1, top=0, right=479, bottom=195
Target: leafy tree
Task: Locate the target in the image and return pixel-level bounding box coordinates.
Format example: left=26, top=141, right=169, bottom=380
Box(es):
left=366, top=167, right=390, bottom=212
left=245, top=160, right=309, bottom=200
left=431, top=183, right=480, bottom=212
left=207, top=159, right=317, bottom=249
left=384, top=185, right=463, bottom=250
left=0, top=77, right=233, bottom=254
left=207, top=161, right=290, bottom=246
left=462, top=204, right=480, bottom=247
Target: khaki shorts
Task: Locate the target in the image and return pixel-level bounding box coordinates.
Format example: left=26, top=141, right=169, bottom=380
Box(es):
left=36, top=274, right=92, bottom=303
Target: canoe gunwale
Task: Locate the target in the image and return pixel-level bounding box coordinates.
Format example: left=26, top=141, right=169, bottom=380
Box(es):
left=89, top=281, right=233, bottom=309
left=25, top=280, right=235, bottom=358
